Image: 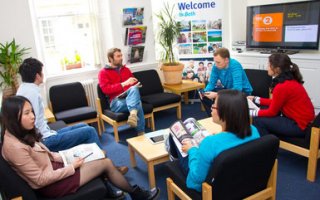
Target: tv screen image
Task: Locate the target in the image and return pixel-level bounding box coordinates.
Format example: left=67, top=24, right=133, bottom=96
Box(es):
left=246, top=0, right=320, bottom=52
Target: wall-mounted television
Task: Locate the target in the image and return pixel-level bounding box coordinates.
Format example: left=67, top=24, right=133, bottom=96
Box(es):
left=246, top=0, right=320, bottom=53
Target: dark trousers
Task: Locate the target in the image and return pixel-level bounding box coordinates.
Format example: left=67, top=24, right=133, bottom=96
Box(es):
left=200, top=96, right=214, bottom=117
left=252, top=116, right=305, bottom=137
left=168, top=135, right=189, bottom=176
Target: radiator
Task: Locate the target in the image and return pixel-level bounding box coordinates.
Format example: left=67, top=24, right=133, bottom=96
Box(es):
left=81, top=79, right=98, bottom=110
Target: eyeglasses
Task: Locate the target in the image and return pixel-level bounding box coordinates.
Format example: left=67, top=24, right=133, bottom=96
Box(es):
left=211, top=106, right=218, bottom=110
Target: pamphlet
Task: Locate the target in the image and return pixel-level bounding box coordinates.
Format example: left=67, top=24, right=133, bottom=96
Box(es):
left=116, top=81, right=142, bottom=99
left=170, top=118, right=210, bottom=157
left=247, top=99, right=259, bottom=110
left=59, top=143, right=104, bottom=166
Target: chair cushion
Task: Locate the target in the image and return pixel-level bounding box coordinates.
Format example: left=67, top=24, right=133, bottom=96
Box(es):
left=279, top=113, right=320, bottom=149
left=142, top=93, right=181, bottom=108
left=133, top=70, right=164, bottom=96
left=49, top=82, right=88, bottom=113
left=38, top=178, right=106, bottom=200
left=54, top=107, right=97, bottom=124
left=48, top=120, right=67, bottom=131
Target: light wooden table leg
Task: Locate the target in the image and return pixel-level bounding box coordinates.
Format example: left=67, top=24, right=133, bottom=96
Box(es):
left=128, top=145, right=137, bottom=167
left=183, top=92, right=189, bottom=104
left=147, top=161, right=156, bottom=188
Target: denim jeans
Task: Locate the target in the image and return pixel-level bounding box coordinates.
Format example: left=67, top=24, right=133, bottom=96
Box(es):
left=43, top=123, right=102, bottom=152
left=110, top=86, right=145, bottom=133
left=252, top=116, right=305, bottom=137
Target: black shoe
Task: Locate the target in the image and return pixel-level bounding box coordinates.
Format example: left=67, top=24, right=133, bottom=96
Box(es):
left=104, top=182, right=125, bottom=200
left=129, top=185, right=160, bottom=200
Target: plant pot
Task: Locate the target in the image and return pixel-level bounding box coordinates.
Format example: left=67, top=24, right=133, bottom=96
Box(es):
left=66, top=63, right=82, bottom=70
left=2, top=86, right=16, bottom=100
left=161, top=63, right=184, bottom=85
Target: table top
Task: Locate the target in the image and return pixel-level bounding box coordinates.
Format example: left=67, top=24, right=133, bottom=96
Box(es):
left=163, top=80, right=205, bottom=93
left=126, top=117, right=221, bottom=161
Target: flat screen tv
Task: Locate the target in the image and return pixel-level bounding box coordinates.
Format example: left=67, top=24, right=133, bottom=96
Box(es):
left=246, top=0, right=320, bottom=53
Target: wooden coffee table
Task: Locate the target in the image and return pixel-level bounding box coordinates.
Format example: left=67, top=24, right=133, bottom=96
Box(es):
left=163, top=80, right=205, bottom=104
left=126, top=118, right=221, bottom=188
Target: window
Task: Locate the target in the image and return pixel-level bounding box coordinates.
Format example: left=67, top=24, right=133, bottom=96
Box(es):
left=31, top=0, right=101, bottom=75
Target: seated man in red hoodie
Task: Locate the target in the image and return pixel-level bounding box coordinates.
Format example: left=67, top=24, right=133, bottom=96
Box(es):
left=98, top=48, right=145, bottom=135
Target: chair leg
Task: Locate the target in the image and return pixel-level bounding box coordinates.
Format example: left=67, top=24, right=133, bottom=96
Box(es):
left=97, top=118, right=102, bottom=136
left=166, top=178, right=175, bottom=200
left=150, top=113, right=155, bottom=131
left=177, top=103, right=182, bottom=119
left=113, top=124, right=120, bottom=142
left=202, top=182, right=212, bottom=200
left=100, top=118, right=105, bottom=132
left=307, top=127, right=320, bottom=182
left=269, top=159, right=278, bottom=200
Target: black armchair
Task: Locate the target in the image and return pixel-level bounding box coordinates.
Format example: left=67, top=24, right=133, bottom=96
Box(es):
left=96, top=85, right=155, bottom=142
left=49, top=82, right=101, bottom=135
left=133, top=70, right=181, bottom=120
left=0, top=143, right=107, bottom=200
left=279, top=113, right=320, bottom=182
left=244, top=69, right=272, bottom=98
left=166, top=135, right=279, bottom=200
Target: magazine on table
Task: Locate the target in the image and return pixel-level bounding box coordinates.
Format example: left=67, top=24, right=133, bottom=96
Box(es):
left=59, top=143, right=104, bottom=166
left=116, top=81, right=142, bottom=99
left=169, top=118, right=210, bottom=157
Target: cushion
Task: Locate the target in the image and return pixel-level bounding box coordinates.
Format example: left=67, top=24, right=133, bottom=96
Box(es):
left=48, top=120, right=67, bottom=131
left=142, top=93, right=181, bottom=108
left=133, top=70, right=164, bottom=96
left=54, top=107, right=97, bottom=124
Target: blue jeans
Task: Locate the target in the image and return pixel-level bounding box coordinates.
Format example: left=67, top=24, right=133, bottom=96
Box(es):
left=110, top=86, right=145, bottom=132
left=43, top=123, right=103, bottom=152
left=252, top=116, right=305, bottom=137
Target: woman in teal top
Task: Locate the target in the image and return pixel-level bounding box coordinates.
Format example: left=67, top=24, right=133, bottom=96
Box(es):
left=169, top=89, right=260, bottom=192
left=201, top=48, right=252, bottom=116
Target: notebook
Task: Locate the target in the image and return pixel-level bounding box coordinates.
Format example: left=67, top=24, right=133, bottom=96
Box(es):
left=145, top=129, right=169, bottom=144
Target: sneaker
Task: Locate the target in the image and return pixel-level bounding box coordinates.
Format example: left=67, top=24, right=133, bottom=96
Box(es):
left=129, top=185, right=160, bottom=200
left=104, top=181, right=125, bottom=200
left=127, top=113, right=138, bottom=127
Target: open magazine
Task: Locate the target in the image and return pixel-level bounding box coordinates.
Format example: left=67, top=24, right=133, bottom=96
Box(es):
left=247, top=99, right=259, bottom=110
left=59, top=143, right=105, bottom=166
left=169, top=118, right=210, bottom=157
left=116, top=81, right=142, bottom=99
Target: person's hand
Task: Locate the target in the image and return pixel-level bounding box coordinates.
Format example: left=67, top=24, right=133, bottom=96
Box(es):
left=72, top=157, right=84, bottom=169
left=122, top=77, right=137, bottom=87
left=204, top=91, right=217, bottom=99
left=181, top=140, right=193, bottom=153
left=247, top=96, right=254, bottom=101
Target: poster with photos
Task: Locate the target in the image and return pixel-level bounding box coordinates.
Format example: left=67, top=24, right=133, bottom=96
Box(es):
left=123, top=7, right=144, bottom=26
left=124, top=26, right=147, bottom=45
left=180, top=58, right=214, bottom=86
left=128, top=46, right=145, bottom=63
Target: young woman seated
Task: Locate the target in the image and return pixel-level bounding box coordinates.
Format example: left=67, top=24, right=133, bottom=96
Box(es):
left=248, top=53, right=315, bottom=137
left=1, top=96, right=159, bottom=200
left=168, top=89, right=260, bottom=192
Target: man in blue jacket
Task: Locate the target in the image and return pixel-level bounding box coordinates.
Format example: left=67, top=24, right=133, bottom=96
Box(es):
left=201, top=48, right=252, bottom=116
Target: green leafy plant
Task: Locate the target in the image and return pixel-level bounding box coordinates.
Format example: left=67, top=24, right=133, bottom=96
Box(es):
left=156, top=3, right=181, bottom=65
left=61, top=52, right=82, bottom=65
left=0, top=39, right=29, bottom=89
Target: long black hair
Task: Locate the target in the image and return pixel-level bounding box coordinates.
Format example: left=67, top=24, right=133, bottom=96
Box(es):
left=1, top=96, right=42, bottom=146
left=216, top=90, right=251, bottom=138
left=269, top=53, right=303, bottom=92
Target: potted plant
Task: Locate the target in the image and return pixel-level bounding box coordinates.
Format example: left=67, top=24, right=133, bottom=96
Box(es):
left=61, top=51, right=82, bottom=70
left=0, top=39, right=29, bottom=98
left=156, top=3, right=184, bottom=85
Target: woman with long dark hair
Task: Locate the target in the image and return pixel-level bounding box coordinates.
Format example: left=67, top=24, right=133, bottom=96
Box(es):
left=249, top=53, right=314, bottom=137
left=168, top=90, right=260, bottom=192
left=1, top=96, right=159, bottom=199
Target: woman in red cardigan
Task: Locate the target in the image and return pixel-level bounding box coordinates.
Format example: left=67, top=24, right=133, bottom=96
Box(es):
left=248, top=53, right=314, bottom=137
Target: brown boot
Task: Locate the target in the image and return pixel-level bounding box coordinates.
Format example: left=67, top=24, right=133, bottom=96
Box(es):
left=116, top=166, right=129, bottom=175
left=127, top=109, right=138, bottom=127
